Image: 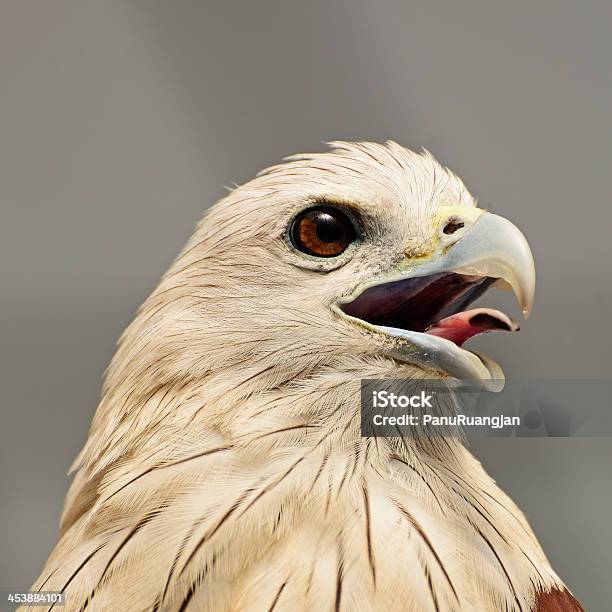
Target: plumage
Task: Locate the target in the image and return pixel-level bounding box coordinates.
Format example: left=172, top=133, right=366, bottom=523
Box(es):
left=28, top=142, right=582, bottom=611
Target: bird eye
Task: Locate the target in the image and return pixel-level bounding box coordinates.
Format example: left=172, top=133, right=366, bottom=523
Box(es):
left=290, top=206, right=356, bottom=257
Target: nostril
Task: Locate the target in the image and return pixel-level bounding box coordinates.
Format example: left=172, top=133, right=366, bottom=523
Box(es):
left=443, top=219, right=465, bottom=235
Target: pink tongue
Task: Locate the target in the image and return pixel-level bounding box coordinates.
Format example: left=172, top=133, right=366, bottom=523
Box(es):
left=425, top=308, right=519, bottom=347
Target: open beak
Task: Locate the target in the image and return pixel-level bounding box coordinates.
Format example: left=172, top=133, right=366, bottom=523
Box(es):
left=334, top=208, right=535, bottom=386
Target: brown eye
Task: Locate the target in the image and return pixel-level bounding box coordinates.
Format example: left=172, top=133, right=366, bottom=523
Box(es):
left=290, top=206, right=356, bottom=257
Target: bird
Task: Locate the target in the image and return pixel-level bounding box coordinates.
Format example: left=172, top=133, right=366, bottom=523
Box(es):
left=28, top=141, right=583, bottom=611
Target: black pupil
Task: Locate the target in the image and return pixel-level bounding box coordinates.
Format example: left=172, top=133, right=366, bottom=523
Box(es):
left=315, top=213, right=341, bottom=243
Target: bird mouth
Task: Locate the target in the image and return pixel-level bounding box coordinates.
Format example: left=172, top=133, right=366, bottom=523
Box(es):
left=332, top=210, right=536, bottom=386
left=335, top=272, right=518, bottom=384
left=338, top=271, right=519, bottom=341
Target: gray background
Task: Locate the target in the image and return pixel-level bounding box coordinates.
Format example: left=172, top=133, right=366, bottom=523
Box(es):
left=1, top=1, right=610, bottom=608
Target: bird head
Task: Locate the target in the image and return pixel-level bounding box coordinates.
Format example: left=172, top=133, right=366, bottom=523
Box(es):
left=115, top=141, right=534, bottom=397
left=71, top=139, right=537, bottom=481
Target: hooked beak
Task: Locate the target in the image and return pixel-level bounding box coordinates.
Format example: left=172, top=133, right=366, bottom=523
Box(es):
left=334, top=208, right=535, bottom=386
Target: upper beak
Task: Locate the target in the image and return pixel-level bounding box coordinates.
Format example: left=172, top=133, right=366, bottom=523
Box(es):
left=394, top=209, right=535, bottom=318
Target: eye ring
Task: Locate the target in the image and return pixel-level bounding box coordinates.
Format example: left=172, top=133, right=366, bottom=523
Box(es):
left=289, top=205, right=357, bottom=258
